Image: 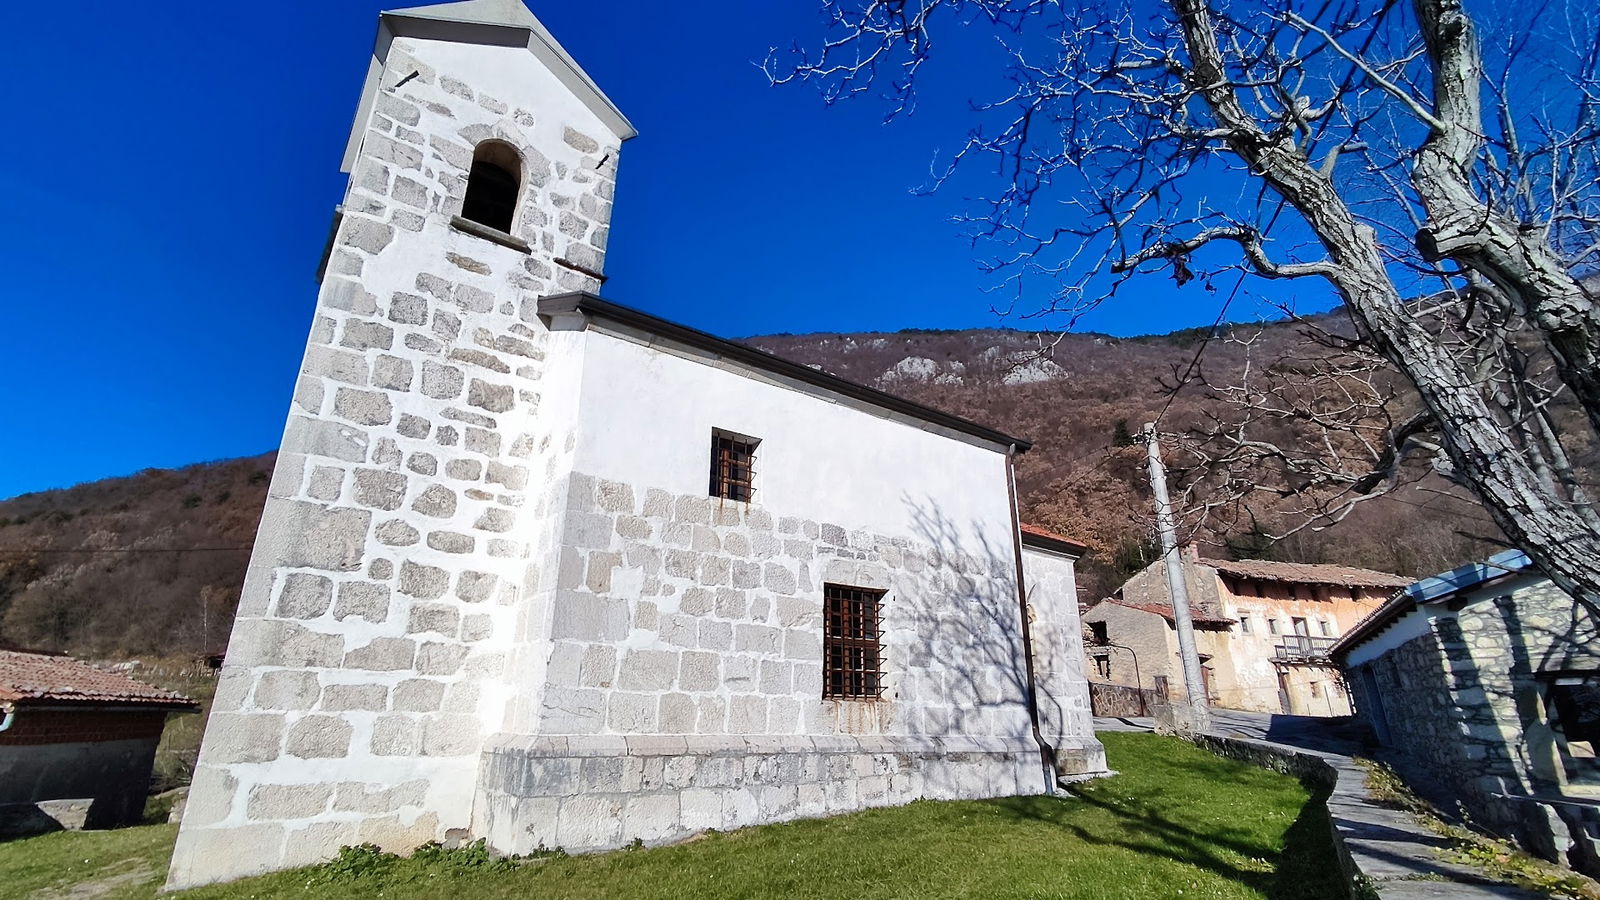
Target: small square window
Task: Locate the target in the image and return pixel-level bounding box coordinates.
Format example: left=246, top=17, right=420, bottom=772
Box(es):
left=823, top=584, right=884, bottom=699
left=1319, top=619, right=1334, bottom=637
left=1268, top=618, right=1281, bottom=636
left=1238, top=615, right=1253, bottom=635
left=710, top=431, right=758, bottom=502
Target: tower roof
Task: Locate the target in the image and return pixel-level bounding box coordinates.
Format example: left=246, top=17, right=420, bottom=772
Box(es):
left=343, top=0, right=636, bottom=170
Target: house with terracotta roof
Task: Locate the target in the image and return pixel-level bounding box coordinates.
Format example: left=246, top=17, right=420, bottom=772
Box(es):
left=1, top=647, right=198, bottom=832
left=1082, top=547, right=1407, bottom=716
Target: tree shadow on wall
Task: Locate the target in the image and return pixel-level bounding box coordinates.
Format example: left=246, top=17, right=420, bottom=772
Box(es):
left=897, top=495, right=1047, bottom=786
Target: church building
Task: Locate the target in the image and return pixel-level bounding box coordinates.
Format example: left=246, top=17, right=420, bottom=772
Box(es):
left=166, top=0, right=1104, bottom=887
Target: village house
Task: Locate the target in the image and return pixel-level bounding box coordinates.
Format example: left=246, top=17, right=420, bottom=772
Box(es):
left=165, top=0, right=1105, bottom=888
left=1333, top=550, right=1600, bottom=876
left=0, top=647, right=197, bottom=834
left=1083, top=548, right=1406, bottom=716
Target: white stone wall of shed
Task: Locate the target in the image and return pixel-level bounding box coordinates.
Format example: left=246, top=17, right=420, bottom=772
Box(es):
left=1021, top=546, right=1106, bottom=774
left=167, top=32, right=627, bottom=890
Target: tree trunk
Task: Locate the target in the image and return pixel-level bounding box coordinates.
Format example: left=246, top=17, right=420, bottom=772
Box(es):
left=1169, top=0, right=1600, bottom=614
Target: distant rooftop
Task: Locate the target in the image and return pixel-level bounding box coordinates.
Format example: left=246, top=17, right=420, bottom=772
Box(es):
left=1094, top=597, right=1236, bottom=626
left=0, top=648, right=198, bottom=709
left=1331, top=549, right=1536, bottom=658
left=1202, top=557, right=1411, bottom=590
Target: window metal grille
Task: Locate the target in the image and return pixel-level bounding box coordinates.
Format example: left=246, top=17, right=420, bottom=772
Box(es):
left=823, top=584, right=884, bottom=699
left=710, top=433, right=757, bottom=502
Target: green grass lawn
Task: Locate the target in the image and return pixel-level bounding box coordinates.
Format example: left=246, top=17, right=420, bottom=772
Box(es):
left=0, top=732, right=1344, bottom=899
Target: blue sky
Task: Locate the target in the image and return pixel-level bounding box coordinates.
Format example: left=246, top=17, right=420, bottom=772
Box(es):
left=0, top=0, right=1310, bottom=499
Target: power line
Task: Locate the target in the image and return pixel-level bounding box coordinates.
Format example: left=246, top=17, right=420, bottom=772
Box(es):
left=0, top=547, right=253, bottom=555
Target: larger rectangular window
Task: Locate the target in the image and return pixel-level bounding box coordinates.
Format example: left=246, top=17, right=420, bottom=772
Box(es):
left=709, top=431, right=758, bottom=502
left=823, top=584, right=884, bottom=699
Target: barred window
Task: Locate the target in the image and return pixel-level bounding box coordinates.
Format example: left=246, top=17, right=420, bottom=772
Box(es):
left=710, top=431, right=758, bottom=502
left=823, top=584, right=884, bottom=699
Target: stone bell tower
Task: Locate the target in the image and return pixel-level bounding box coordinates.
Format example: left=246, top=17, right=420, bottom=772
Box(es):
left=167, top=0, right=634, bottom=887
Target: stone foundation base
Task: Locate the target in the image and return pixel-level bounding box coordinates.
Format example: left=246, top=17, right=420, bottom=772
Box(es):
left=474, top=734, right=1053, bottom=854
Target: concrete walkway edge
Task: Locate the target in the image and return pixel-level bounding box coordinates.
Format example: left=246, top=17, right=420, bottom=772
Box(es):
left=1192, top=732, right=1543, bottom=899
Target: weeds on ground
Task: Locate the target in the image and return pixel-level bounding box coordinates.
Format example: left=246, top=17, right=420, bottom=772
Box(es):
left=1356, top=759, right=1600, bottom=900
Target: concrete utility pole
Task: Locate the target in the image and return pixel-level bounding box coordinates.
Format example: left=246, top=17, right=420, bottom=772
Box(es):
left=1143, top=424, right=1211, bottom=734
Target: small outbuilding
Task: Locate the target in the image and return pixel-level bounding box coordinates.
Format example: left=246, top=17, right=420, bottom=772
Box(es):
left=0, top=647, right=198, bottom=833
left=1332, top=550, right=1600, bottom=875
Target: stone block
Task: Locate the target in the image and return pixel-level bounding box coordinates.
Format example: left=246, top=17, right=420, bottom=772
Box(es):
left=550, top=593, right=629, bottom=642
left=659, top=693, right=696, bottom=732
left=407, top=602, right=460, bottom=637
left=411, top=484, right=457, bottom=518
left=343, top=637, right=418, bottom=671
left=254, top=670, right=321, bottom=711
left=421, top=361, right=464, bottom=399
left=468, top=379, right=515, bottom=413
left=557, top=794, right=623, bottom=850
left=421, top=715, right=479, bottom=756
left=332, top=581, right=390, bottom=624
left=729, top=695, right=768, bottom=733
left=427, top=530, right=474, bottom=553
left=353, top=468, right=407, bottom=511
left=228, top=620, right=345, bottom=668
left=333, top=779, right=426, bottom=814
left=608, top=692, right=657, bottom=731
left=178, top=766, right=238, bottom=827
left=679, top=651, right=720, bottom=692
left=275, top=573, right=333, bottom=619
left=698, top=619, right=732, bottom=651
left=321, top=683, right=389, bottom=712
left=586, top=552, right=621, bottom=593
left=258, top=500, right=370, bottom=572
left=373, top=355, right=414, bottom=390
left=389, top=293, right=427, bottom=326
left=618, top=649, right=679, bottom=692
left=376, top=518, right=420, bottom=546
left=286, top=715, right=354, bottom=759
left=304, top=346, right=369, bottom=385
left=247, top=783, right=334, bottom=821
left=341, top=319, right=394, bottom=351
left=579, top=645, right=618, bottom=687
left=333, top=387, right=393, bottom=426
left=763, top=563, right=797, bottom=595
left=622, top=793, right=681, bottom=843
left=475, top=507, right=514, bottom=531
left=399, top=560, right=450, bottom=599
left=417, top=642, right=469, bottom=675
left=735, top=624, right=782, bottom=655
left=200, top=713, right=287, bottom=765
left=370, top=715, right=420, bottom=756
left=541, top=687, right=605, bottom=733
left=457, top=570, right=497, bottom=602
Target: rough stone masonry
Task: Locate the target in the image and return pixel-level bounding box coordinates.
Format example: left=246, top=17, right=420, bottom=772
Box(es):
left=167, top=1, right=1104, bottom=888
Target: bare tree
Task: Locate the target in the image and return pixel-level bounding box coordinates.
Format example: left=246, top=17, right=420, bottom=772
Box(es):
left=769, top=0, right=1600, bottom=609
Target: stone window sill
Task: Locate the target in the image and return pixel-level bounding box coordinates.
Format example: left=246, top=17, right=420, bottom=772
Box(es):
left=450, top=215, right=531, bottom=254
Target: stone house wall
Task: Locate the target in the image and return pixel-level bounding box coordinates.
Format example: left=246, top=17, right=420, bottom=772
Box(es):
left=1344, top=576, right=1600, bottom=870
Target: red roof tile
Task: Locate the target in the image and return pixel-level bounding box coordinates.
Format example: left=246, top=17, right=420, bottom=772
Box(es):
left=1020, top=523, right=1089, bottom=554
left=0, top=649, right=198, bottom=709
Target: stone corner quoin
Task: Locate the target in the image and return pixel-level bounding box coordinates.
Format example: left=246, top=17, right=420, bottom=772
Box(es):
left=164, top=1, right=1105, bottom=889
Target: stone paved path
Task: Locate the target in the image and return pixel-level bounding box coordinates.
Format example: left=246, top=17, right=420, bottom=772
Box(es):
left=1095, top=711, right=1546, bottom=898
